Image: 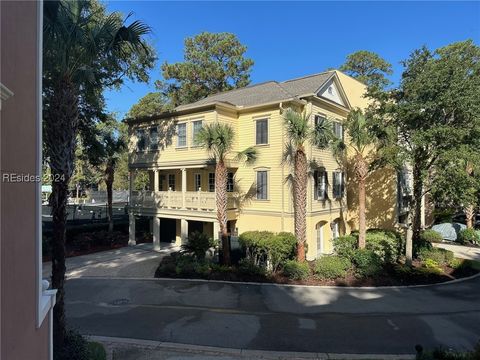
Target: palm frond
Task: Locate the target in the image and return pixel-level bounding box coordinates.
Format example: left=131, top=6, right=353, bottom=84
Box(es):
left=236, top=147, right=257, bottom=165
left=283, top=107, right=310, bottom=148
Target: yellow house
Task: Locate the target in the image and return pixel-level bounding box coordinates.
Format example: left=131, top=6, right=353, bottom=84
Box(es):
left=126, top=70, right=399, bottom=260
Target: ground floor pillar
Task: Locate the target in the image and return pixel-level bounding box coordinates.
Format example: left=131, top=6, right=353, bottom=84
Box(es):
left=153, top=216, right=160, bottom=251
left=213, top=221, right=220, bottom=242
left=181, top=218, right=188, bottom=244
left=129, top=213, right=136, bottom=246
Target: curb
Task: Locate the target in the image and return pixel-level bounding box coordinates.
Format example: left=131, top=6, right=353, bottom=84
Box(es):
left=69, top=270, right=480, bottom=290
left=89, top=335, right=416, bottom=360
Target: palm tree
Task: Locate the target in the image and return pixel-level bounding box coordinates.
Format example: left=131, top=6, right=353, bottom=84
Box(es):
left=196, top=123, right=256, bottom=265
left=43, top=1, right=152, bottom=349
left=333, top=108, right=377, bottom=249
left=283, top=108, right=333, bottom=261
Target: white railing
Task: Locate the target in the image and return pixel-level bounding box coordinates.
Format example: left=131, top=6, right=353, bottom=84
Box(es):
left=131, top=190, right=237, bottom=212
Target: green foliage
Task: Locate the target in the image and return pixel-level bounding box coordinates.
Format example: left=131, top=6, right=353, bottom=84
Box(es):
left=417, top=248, right=454, bottom=266
left=314, top=256, right=352, bottom=280
left=54, top=330, right=106, bottom=360
left=423, top=259, right=443, bottom=274
left=174, top=255, right=197, bottom=276
left=158, top=32, right=254, bottom=106
left=448, top=258, right=463, bottom=269
left=415, top=341, right=480, bottom=360
left=127, top=92, right=169, bottom=119
left=365, top=229, right=403, bottom=263
left=339, top=50, right=393, bottom=89
left=333, top=235, right=358, bottom=260
left=181, top=231, right=216, bottom=260
left=433, top=209, right=455, bottom=224
left=238, top=258, right=266, bottom=276
left=457, top=229, right=480, bottom=245
left=420, top=229, right=444, bottom=243
left=352, top=249, right=383, bottom=277
left=239, top=231, right=297, bottom=272
left=282, top=260, right=311, bottom=280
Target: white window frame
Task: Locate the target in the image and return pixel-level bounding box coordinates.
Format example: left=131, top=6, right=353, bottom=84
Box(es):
left=136, top=128, right=146, bottom=152
left=176, top=122, right=187, bottom=148
left=168, top=174, right=176, bottom=191
left=191, top=119, right=203, bottom=147
left=194, top=173, right=202, bottom=191
left=314, top=168, right=327, bottom=201
left=332, top=171, right=345, bottom=199
left=256, top=170, right=269, bottom=200
left=149, top=126, right=158, bottom=151
left=227, top=172, right=234, bottom=192
left=333, top=120, right=344, bottom=140
left=255, top=118, right=269, bottom=145
left=208, top=172, right=215, bottom=192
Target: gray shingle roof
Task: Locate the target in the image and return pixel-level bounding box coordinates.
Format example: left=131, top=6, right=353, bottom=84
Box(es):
left=175, top=71, right=335, bottom=111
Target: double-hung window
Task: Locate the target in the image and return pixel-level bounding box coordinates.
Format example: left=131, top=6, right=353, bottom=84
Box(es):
left=256, top=119, right=268, bottom=145
left=227, top=172, right=234, bottom=192
left=256, top=171, right=268, bottom=200
left=168, top=174, right=176, bottom=191
left=314, top=114, right=327, bottom=129
left=177, top=123, right=187, bottom=147
left=136, top=129, right=146, bottom=151
left=314, top=168, right=328, bottom=201
left=208, top=173, right=215, bottom=192
left=332, top=171, right=345, bottom=199
left=149, top=126, right=158, bottom=151
left=192, top=120, right=203, bottom=146
left=333, top=121, right=344, bottom=141
left=194, top=173, right=201, bottom=191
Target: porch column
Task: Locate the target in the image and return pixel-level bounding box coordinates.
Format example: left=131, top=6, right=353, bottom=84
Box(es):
left=181, top=167, right=186, bottom=209
left=153, top=169, right=159, bottom=192
left=181, top=218, right=188, bottom=244
left=153, top=216, right=160, bottom=251
left=128, top=213, right=136, bottom=245
left=213, top=221, right=220, bottom=242
left=129, top=170, right=136, bottom=201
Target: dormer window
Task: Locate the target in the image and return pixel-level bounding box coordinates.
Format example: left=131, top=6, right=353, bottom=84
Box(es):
left=328, top=86, right=333, bottom=95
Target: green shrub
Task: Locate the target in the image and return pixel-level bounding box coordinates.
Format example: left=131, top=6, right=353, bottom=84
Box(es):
left=352, top=249, right=383, bottom=277
left=333, top=235, right=357, bottom=260
left=314, top=256, right=351, bottom=279
left=181, top=231, right=216, bottom=260
left=238, top=258, right=266, bottom=276
left=448, top=257, right=463, bottom=269
left=239, top=231, right=296, bottom=272
left=282, top=260, right=310, bottom=280
left=458, top=228, right=480, bottom=245
left=86, top=342, right=107, bottom=360
left=415, top=341, right=480, bottom=359
left=210, top=263, right=231, bottom=273
left=174, top=255, right=197, bottom=275
left=54, top=330, right=89, bottom=360
left=420, top=229, right=444, bottom=243
left=432, top=208, right=455, bottom=224
left=365, top=230, right=402, bottom=263
left=417, top=248, right=454, bottom=266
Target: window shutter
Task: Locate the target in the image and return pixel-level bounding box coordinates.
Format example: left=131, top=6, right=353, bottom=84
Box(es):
left=333, top=172, right=339, bottom=198
left=313, top=170, right=318, bottom=200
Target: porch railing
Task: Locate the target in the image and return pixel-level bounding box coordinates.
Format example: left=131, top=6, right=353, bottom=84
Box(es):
left=131, top=190, right=237, bottom=212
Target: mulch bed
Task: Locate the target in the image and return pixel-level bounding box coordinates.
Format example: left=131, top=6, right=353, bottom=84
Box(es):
left=155, top=254, right=479, bottom=287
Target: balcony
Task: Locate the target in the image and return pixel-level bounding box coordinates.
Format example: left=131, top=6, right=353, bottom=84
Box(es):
left=131, top=190, right=237, bottom=212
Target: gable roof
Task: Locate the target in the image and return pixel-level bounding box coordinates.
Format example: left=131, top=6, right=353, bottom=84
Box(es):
left=175, top=70, right=349, bottom=112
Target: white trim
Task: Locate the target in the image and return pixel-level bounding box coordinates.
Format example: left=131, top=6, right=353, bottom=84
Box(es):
left=36, top=0, right=57, bottom=342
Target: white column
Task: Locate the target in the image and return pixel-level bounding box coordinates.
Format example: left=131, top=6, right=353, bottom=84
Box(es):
left=129, top=213, right=136, bottom=245
left=181, top=218, right=188, bottom=244
left=153, top=217, right=160, bottom=251
left=153, top=169, right=159, bottom=192
left=181, top=167, right=187, bottom=209
left=213, top=221, right=220, bottom=242
left=129, top=170, right=136, bottom=202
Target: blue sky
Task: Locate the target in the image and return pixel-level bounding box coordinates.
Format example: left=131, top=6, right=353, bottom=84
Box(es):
left=104, top=1, right=480, bottom=118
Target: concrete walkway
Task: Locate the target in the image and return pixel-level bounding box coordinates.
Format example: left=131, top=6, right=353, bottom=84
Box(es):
left=434, top=242, right=480, bottom=260
left=42, top=242, right=178, bottom=279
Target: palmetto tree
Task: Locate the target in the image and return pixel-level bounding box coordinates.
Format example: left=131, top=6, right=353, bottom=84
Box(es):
left=196, top=123, right=256, bottom=265
left=333, top=108, right=378, bottom=249
left=43, top=0, right=152, bottom=349
left=283, top=108, right=333, bottom=261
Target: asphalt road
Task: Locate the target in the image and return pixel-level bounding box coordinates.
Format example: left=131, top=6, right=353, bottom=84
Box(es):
left=65, top=276, right=480, bottom=355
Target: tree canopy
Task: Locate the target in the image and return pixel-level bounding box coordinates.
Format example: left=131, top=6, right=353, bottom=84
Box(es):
left=340, top=50, right=392, bottom=89
left=157, top=32, right=254, bottom=106
left=126, top=92, right=169, bottom=119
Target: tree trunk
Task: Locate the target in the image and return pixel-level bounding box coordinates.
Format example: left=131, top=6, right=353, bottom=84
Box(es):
left=215, top=159, right=230, bottom=265
left=464, top=204, right=475, bottom=229
left=355, top=154, right=368, bottom=249
left=44, top=76, right=79, bottom=351
left=105, top=161, right=114, bottom=233
left=294, top=148, right=308, bottom=261
left=412, top=163, right=424, bottom=244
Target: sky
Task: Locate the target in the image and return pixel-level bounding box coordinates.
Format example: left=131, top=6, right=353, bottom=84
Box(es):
left=104, top=1, right=480, bottom=118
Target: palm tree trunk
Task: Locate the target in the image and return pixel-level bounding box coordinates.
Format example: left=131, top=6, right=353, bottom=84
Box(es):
left=355, top=154, right=368, bottom=249
left=294, top=148, right=308, bottom=261
left=216, top=159, right=230, bottom=265
left=44, top=76, right=79, bottom=351
left=465, top=204, right=475, bottom=229
left=105, top=161, right=114, bottom=233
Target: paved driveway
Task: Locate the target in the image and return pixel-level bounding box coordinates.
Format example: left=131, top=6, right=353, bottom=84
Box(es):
left=435, top=242, right=480, bottom=261
left=65, top=275, right=480, bottom=355
left=43, top=243, right=178, bottom=279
